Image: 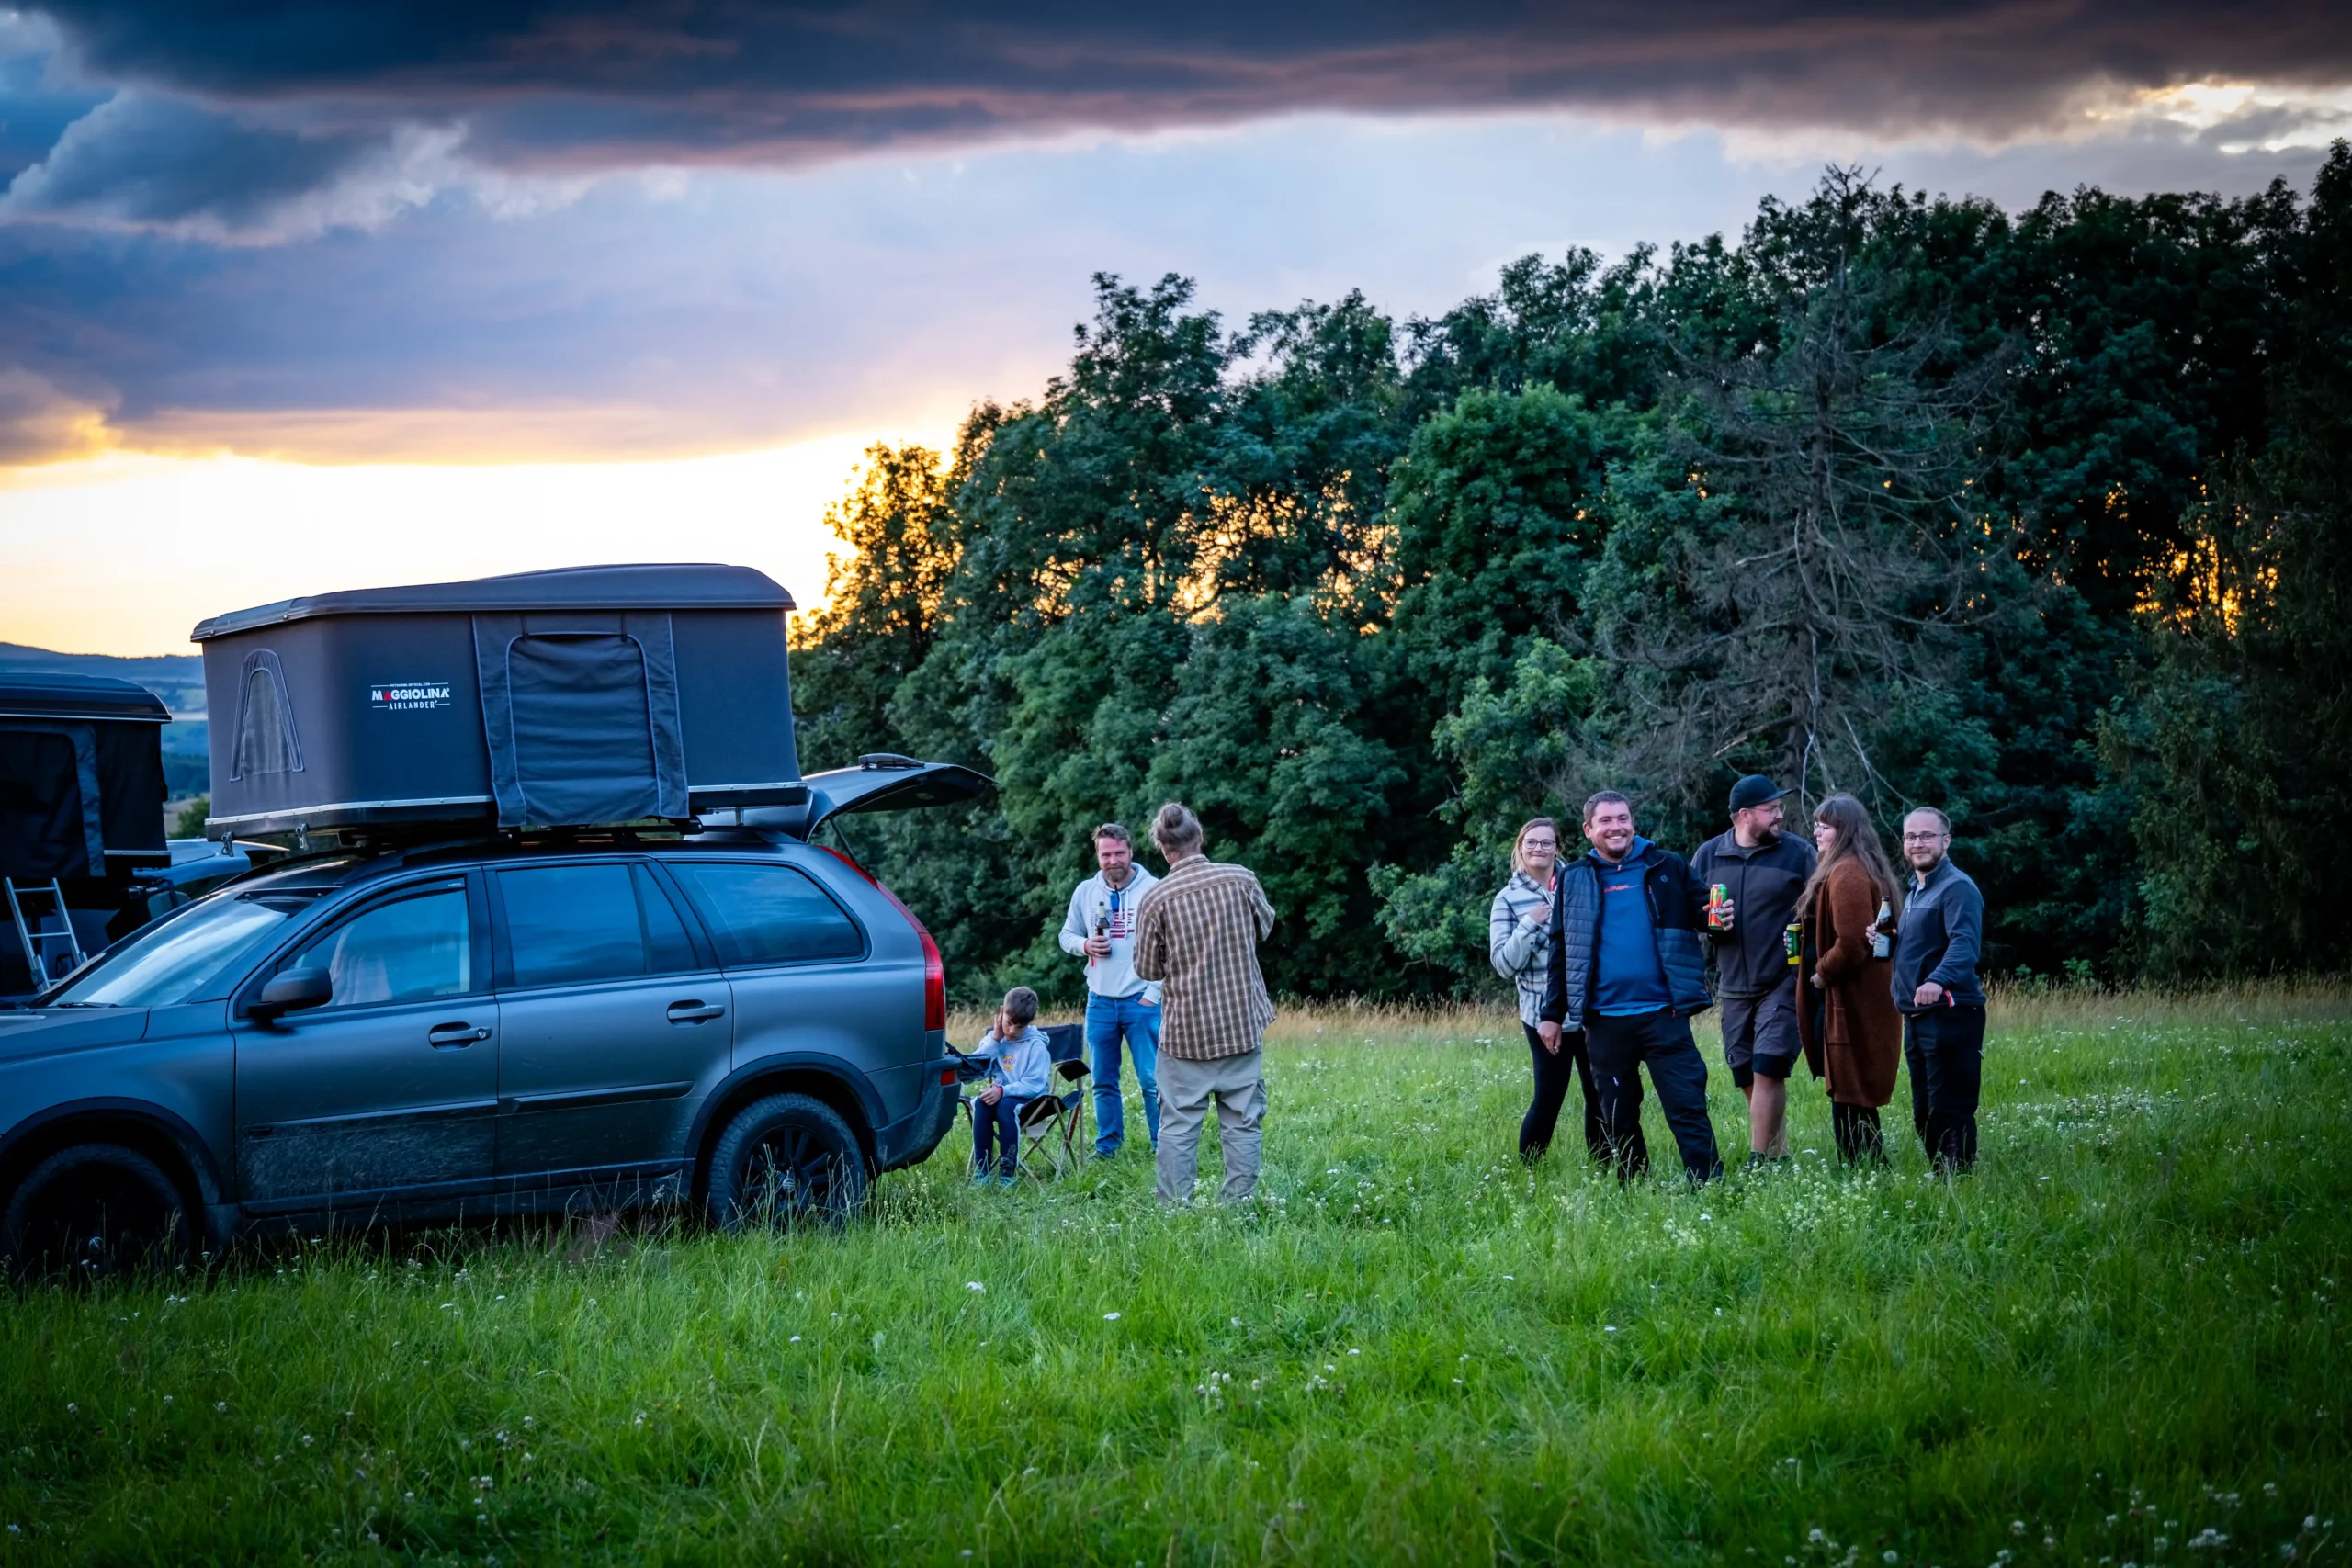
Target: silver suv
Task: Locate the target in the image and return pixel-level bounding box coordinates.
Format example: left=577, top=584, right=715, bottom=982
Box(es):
left=0, top=770, right=976, bottom=1275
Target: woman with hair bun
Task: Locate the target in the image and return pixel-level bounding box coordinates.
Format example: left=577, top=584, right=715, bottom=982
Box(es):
left=1795, top=794, right=1905, bottom=1164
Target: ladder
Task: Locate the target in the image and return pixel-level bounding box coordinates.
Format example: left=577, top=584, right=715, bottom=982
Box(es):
left=6, top=877, right=85, bottom=985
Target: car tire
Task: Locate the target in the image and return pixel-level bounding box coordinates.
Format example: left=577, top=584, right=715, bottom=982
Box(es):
left=1, top=1142, right=192, bottom=1280
left=707, top=1094, right=870, bottom=1231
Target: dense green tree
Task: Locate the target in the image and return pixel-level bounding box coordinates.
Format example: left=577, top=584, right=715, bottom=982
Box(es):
left=1370, top=641, right=1600, bottom=990
left=2102, top=142, right=2352, bottom=976
left=1383, top=384, right=1617, bottom=709
left=1405, top=248, right=1667, bottom=419
left=1146, top=594, right=1408, bottom=995
left=787, top=442, right=958, bottom=771
left=1588, top=171, right=2012, bottom=845
left=790, top=158, right=2351, bottom=998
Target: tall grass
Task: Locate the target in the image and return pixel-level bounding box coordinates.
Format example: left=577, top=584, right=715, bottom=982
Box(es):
left=2, top=989, right=2346, bottom=1564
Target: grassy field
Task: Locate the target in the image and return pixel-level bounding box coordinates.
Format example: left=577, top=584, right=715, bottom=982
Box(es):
left=2, top=987, right=2346, bottom=1565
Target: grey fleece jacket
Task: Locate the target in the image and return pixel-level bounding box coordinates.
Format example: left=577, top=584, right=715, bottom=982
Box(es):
left=1488, top=871, right=1555, bottom=1028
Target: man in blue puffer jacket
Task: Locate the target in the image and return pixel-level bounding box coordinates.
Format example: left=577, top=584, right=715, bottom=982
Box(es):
left=1538, top=790, right=1724, bottom=1183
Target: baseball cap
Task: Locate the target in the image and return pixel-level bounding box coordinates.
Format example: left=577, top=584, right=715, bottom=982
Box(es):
left=1727, top=774, right=1792, bottom=813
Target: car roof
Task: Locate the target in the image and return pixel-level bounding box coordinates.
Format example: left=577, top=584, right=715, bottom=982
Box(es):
left=225, top=829, right=820, bottom=896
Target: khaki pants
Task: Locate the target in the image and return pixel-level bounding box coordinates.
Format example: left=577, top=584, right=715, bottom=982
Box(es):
left=1155, top=1048, right=1264, bottom=1205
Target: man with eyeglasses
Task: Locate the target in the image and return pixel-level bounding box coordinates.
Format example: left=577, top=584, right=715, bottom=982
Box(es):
left=1892, top=807, right=1985, bottom=1172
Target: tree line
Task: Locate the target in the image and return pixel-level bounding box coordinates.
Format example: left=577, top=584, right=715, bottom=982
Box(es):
left=788, top=150, right=2352, bottom=1004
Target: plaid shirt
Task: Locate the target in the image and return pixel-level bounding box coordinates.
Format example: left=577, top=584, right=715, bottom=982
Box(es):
left=1132, top=853, right=1277, bottom=1061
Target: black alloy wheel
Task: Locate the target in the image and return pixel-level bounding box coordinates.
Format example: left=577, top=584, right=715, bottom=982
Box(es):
left=1, top=1142, right=192, bottom=1281
left=707, top=1094, right=870, bottom=1231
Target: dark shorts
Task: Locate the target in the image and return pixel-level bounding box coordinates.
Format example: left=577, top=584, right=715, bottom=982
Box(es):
left=1720, top=977, right=1801, bottom=1088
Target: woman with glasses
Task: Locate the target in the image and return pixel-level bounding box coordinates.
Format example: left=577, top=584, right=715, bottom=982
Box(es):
left=1794, top=795, right=1905, bottom=1164
left=1490, top=818, right=1621, bottom=1166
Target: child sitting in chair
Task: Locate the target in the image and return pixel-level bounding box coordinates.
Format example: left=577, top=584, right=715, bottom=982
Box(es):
left=971, top=986, right=1052, bottom=1185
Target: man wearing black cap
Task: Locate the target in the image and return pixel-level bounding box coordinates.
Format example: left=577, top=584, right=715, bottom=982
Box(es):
left=1690, top=774, right=1817, bottom=1164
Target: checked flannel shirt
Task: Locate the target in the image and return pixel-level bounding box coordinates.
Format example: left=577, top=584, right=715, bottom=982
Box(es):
left=1131, top=852, right=1278, bottom=1061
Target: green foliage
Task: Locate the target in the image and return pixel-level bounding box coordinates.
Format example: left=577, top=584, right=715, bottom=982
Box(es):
left=171, top=795, right=209, bottom=839
left=795, top=156, right=2352, bottom=995
left=1385, top=384, right=1616, bottom=708
left=788, top=442, right=960, bottom=772
left=5, top=995, right=2346, bottom=1562
left=2100, top=143, right=2352, bottom=977
left=1372, top=641, right=1599, bottom=986
left=1148, top=595, right=1407, bottom=996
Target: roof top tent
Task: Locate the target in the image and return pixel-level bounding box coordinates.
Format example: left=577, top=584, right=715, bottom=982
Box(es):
left=191, top=564, right=806, bottom=842
left=0, top=672, right=170, bottom=990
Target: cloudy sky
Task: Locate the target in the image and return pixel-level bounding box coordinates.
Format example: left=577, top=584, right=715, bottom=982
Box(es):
left=0, top=1, right=2346, bottom=655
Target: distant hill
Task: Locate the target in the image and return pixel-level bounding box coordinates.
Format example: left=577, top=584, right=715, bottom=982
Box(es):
left=0, top=643, right=208, bottom=781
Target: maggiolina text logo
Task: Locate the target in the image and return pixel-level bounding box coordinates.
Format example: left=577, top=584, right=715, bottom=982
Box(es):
left=368, top=681, right=453, bottom=712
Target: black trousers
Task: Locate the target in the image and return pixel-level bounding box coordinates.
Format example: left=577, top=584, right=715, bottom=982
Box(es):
left=1519, top=1023, right=1623, bottom=1167
left=1905, top=1006, right=1985, bottom=1172
left=1584, top=1010, right=1724, bottom=1184
left=1831, top=1102, right=1886, bottom=1165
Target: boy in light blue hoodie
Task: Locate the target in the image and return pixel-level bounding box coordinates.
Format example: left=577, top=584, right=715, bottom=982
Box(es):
left=970, top=987, right=1052, bottom=1185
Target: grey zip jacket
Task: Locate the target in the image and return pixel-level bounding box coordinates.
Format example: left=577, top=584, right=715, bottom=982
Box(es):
left=1057, top=866, right=1163, bottom=1002
left=1488, top=871, right=1555, bottom=1028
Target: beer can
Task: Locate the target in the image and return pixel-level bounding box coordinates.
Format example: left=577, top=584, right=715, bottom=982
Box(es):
left=1783, top=919, right=1802, bottom=964
left=1709, top=883, right=1729, bottom=931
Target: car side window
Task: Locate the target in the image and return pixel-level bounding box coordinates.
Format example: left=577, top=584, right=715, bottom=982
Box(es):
left=494, top=862, right=705, bottom=987
left=288, top=886, right=471, bottom=1009
left=667, top=862, right=864, bottom=967
left=499, top=863, right=645, bottom=988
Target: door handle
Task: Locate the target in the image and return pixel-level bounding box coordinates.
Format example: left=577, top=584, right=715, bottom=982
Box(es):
left=427, top=1022, right=492, bottom=1048
left=666, top=1001, right=726, bottom=1024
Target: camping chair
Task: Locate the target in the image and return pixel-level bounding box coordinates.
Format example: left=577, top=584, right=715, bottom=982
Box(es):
left=1016, top=1022, right=1091, bottom=1179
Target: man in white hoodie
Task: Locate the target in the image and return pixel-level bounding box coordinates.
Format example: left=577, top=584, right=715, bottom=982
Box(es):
left=1057, top=822, right=1162, bottom=1157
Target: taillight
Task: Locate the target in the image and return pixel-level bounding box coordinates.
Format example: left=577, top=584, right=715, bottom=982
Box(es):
left=910, top=909, right=946, bottom=1032
left=818, top=844, right=946, bottom=1032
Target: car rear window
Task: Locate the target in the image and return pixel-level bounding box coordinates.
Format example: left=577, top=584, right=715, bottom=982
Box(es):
left=666, top=862, right=864, bottom=967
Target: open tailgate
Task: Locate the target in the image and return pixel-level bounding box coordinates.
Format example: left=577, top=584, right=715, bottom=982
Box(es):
left=724, top=755, right=991, bottom=840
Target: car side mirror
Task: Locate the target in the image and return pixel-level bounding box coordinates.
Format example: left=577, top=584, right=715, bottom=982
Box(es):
left=252, top=968, right=332, bottom=1025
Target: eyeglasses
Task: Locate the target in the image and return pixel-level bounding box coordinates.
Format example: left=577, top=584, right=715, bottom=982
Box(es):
left=1901, top=831, right=1949, bottom=843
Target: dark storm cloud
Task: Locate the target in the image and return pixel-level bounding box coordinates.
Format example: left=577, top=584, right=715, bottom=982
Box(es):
left=0, top=26, right=108, bottom=179
left=1, top=93, right=435, bottom=238
left=29, top=1, right=2352, bottom=167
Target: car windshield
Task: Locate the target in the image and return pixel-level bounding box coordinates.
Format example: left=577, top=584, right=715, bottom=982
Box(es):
left=46, top=887, right=328, bottom=1009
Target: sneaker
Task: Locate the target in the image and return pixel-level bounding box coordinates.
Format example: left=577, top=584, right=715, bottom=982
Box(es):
left=995, top=1172, right=1019, bottom=1189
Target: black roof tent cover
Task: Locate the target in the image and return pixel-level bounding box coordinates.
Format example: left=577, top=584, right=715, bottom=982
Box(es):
left=0, top=673, right=169, bottom=882
left=192, top=565, right=806, bottom=838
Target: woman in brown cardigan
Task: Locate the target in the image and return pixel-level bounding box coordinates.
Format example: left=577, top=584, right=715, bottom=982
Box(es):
left=1795, top=794, right=1905, bottom=1164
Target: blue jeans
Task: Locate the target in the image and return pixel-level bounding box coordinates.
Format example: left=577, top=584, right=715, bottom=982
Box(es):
left=971, top=1093, right=1035, bottom=1177
left=1086, top=992, right=1161, bottom=1155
